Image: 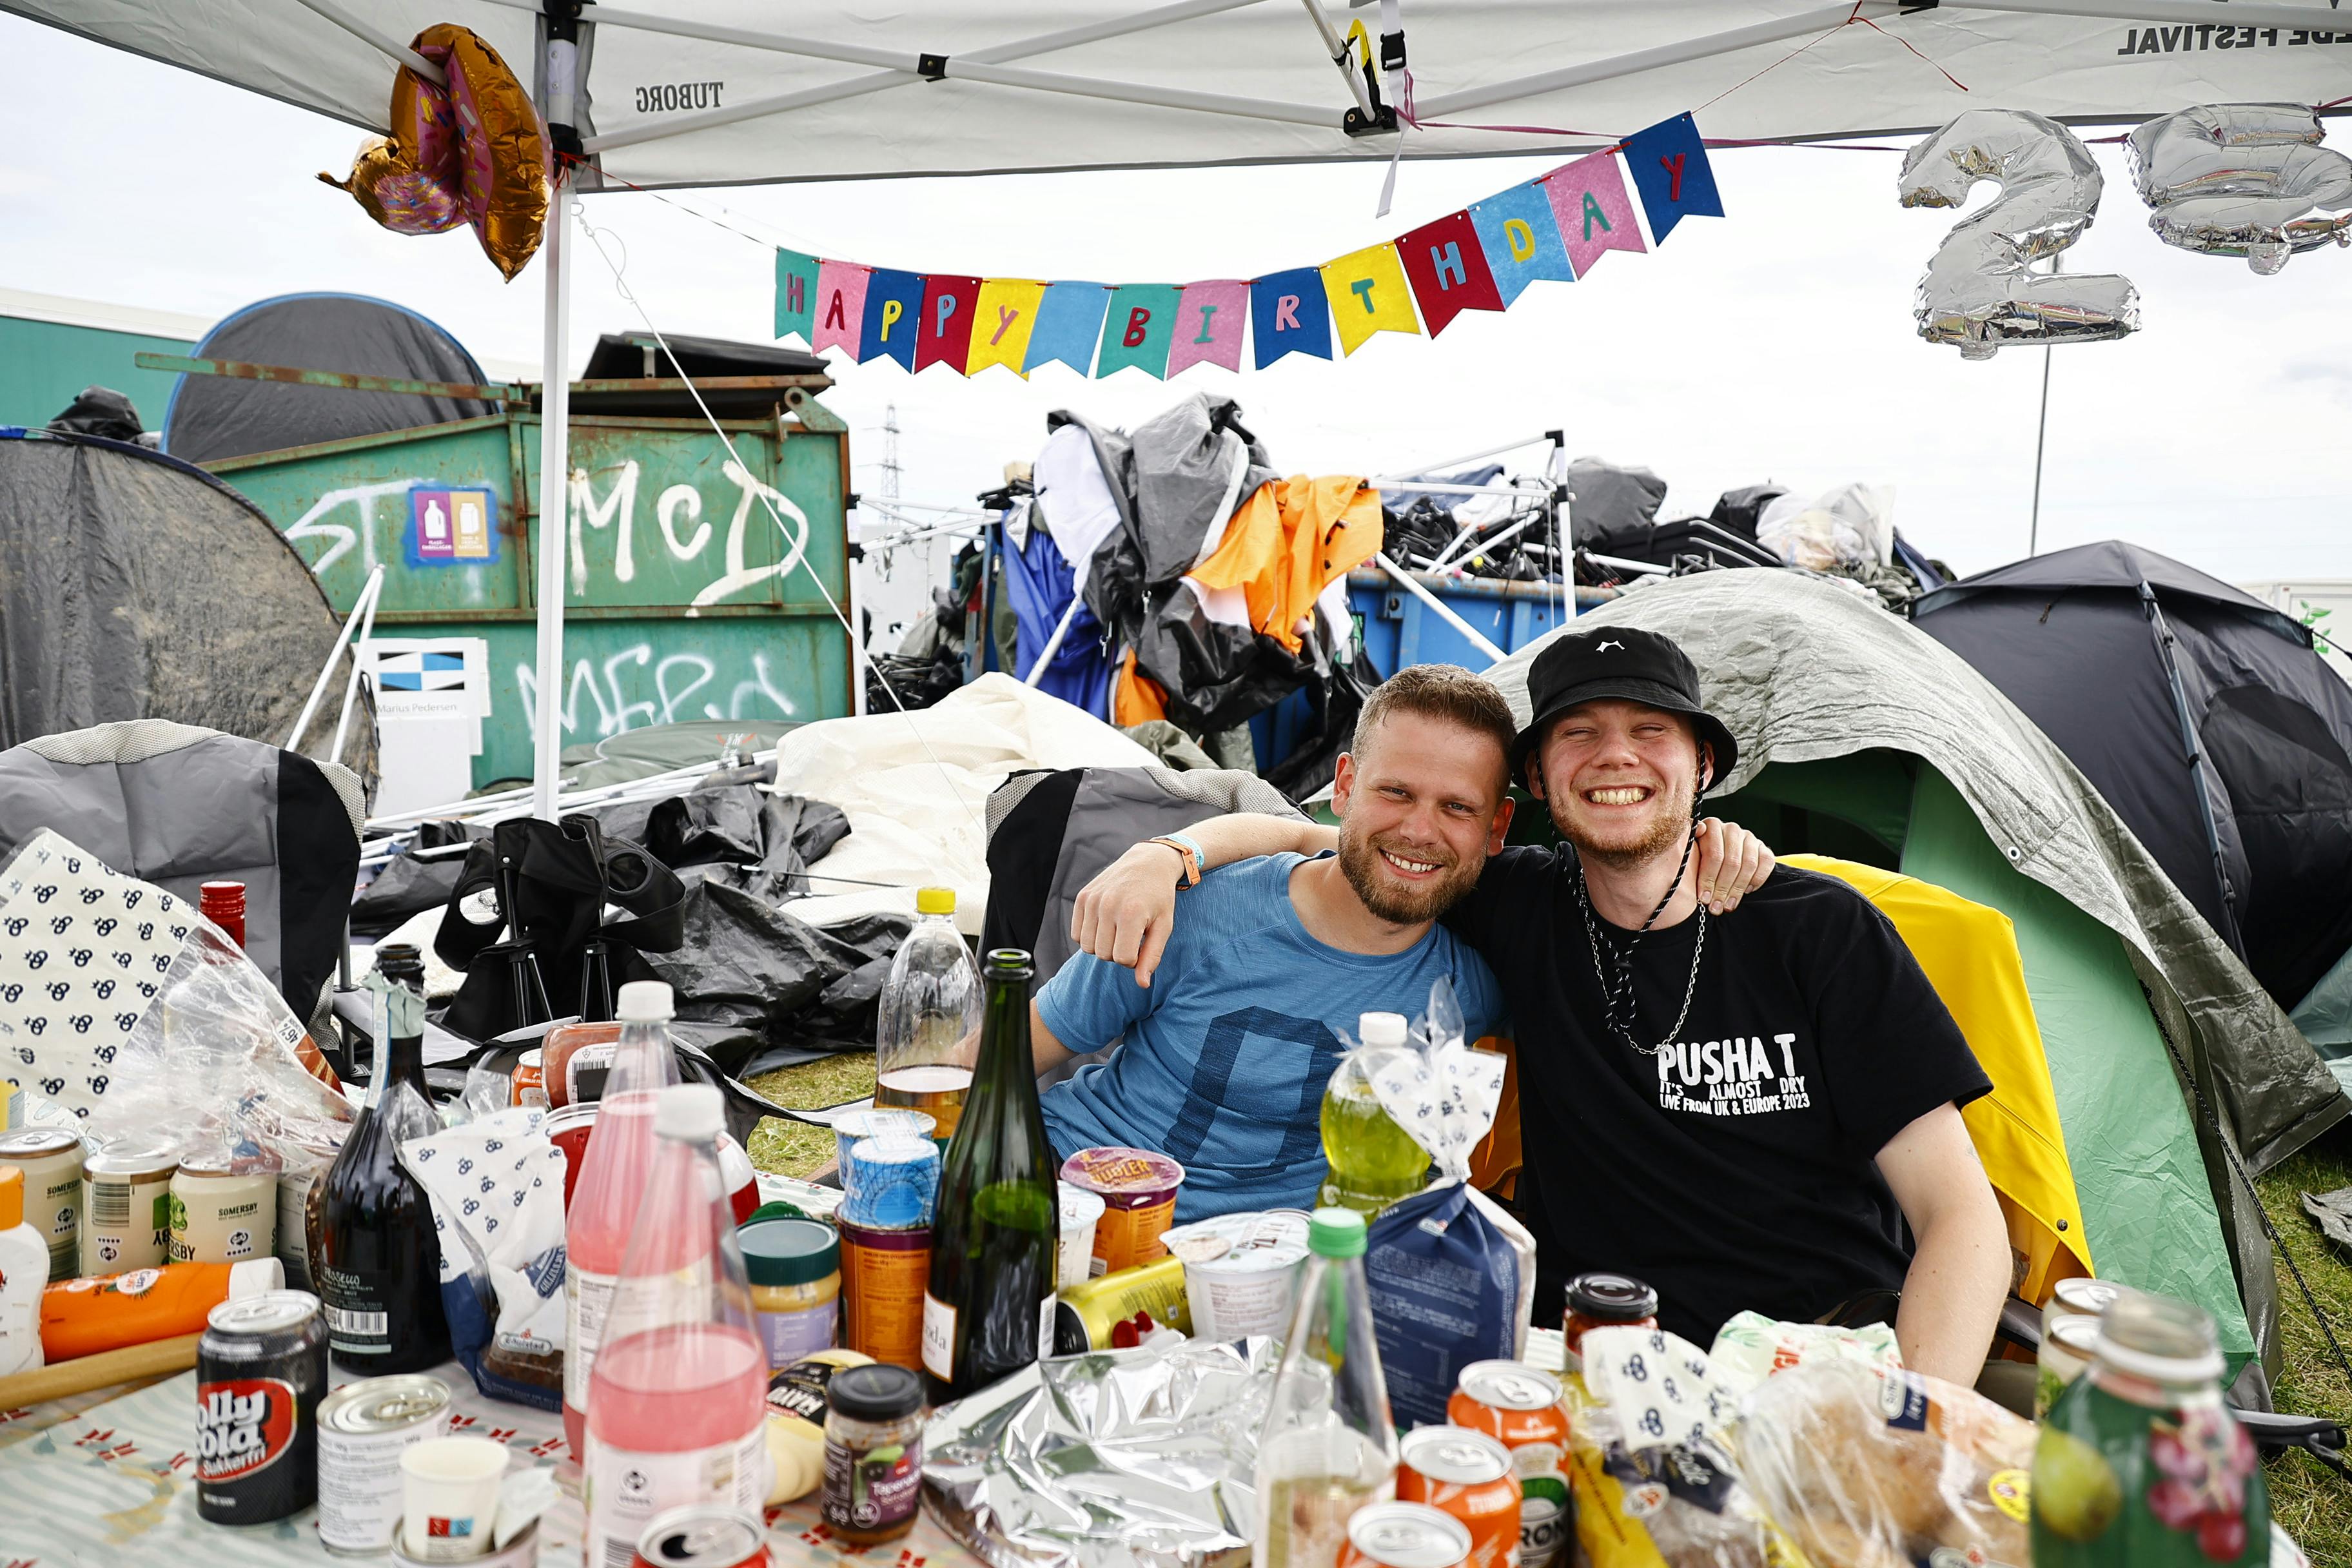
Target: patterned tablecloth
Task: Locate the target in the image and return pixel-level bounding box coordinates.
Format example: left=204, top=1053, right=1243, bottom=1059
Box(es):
left=0, top=1363, right=978, bottom=1568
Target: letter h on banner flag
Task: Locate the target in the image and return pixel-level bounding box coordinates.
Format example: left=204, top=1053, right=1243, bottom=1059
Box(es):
left=1250, top=268, right=1332, bottom=368
left=1543, top=152, right=1647, bottom=279
left=918, top=275, right=981, bottom=372
left=775, top=248, right=819, bottom=346
left=1398, top=211, right=1504, bottom=336
left=1622, top=113, right=1723, bottom=243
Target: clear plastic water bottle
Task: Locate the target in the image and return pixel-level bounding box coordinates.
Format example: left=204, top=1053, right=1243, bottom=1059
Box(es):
left=583, top=1083, right=769, bottom=1565
left=1319, top=1012, right=1432, bottom=1217
left=875, top=887, right=983, bottom=1144
left=1255, top=1208, right=1399, bottom=1568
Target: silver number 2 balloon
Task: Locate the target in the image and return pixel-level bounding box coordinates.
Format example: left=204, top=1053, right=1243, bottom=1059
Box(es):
left=1899, top=108, right=2139, bottom=360
left=2129, top=104, right=2352, bottom=275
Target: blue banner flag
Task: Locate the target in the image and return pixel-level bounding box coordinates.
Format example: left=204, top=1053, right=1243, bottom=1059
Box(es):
left=1467, top=181, right=1576, bottom=303
left=1024, top=282, right=1113, bottom=375
left=859, top=268, right=926, bottom=369
left=1250, top=267, right=1333, bottom=368
left=1622, top=112, right=1723, bottom=244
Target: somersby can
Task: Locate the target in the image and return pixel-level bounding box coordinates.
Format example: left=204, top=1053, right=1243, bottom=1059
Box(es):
left=317, top=1375, right=454, bottom=1554
left=197, top=1289, right=328, bottom=1525
left=1447, top=1361, right=1571, bottom=1568
left=1337, top=1502, right=1473, bottom=1568
left=631, top=1504, right=772, bottom=1567
left=1398, top=1426, right=1522, bottom=1568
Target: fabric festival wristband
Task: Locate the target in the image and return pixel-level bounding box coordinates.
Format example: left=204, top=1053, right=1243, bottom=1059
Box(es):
left=1150, top=832, right=1204, bottom=888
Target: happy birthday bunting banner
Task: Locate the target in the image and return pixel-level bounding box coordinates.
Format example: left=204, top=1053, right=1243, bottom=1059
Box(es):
left=1251, top=268, right=1333, bottom=368
left=1026, top=282, right=1112, bottom=375
left=1398, top=211, right=1505, bottom=336
left=968, top=279, right=1046, bottom=377
left=813, top=260, right=869, bottom=358
left=777, top=112, right=1716, bottom=378
left=1545, top=153, right=1647, bottom=278
left=1168, top=280, right=1250, bottom=375
left=775, top=248, right=819, bottom=346
left=1321, top=244, right=1422, bottom=356
left=1096, top=283, right=1183, bottom=378
left=917, top=275, right=981, bottom=373
left=1468, top=182, right=1578, bottom=302
left=1622, top=112, right=1724, bottom=244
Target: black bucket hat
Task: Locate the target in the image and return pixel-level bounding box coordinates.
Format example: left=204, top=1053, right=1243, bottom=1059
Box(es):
left=1510, top=625, right=1740, bottom=788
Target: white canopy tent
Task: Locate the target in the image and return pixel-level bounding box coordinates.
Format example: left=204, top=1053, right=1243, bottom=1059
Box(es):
left=13, top=0, right=2348, bottom=813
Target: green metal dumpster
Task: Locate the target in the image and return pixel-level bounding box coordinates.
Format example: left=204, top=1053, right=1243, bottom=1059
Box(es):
left=195, top=365, right=852, bottom=791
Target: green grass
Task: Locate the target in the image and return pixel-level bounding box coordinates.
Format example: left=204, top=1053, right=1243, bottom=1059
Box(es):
left=741, top=1051, right=877, bottom=1178
left=2255, top=1122, right=2352, bottom=1568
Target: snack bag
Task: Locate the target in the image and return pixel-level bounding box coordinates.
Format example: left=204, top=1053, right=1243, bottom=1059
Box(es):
left=1705, top=1311, right=1905, bottom=1402
left=1566, top=1326, right=1782, bottom=1568
left=1734, top=1358, right=2035, bottom=1568
left=400, top=1107, right=567, bottom=1409
left=1360, top=979, right=1538, bottom=1428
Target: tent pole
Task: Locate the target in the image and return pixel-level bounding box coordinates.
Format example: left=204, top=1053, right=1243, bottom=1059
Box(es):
left=2028, top=252, right=2059, bottom=558
left=532, top=188, right=574, bottom=823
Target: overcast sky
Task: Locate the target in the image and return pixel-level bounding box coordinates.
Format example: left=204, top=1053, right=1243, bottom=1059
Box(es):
left=6, top=11, right=2347, bottom=602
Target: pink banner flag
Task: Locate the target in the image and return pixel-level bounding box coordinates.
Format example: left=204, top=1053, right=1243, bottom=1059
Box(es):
left=1166, top=280, right=1249, bottom=375
left=1542, top=153, right=1647, bottom=279
left=813, top=259, right=870, bottom=358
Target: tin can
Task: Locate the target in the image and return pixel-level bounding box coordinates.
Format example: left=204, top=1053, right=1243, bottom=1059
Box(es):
left=196, top=1289, right=328, bottom=1525
left=544, top=1101, right=598, bottom=1211
left=80, top=1137, right=177, bottom=1275
left=1398, top=1427, right=1520, bottom=1568
left=170, top=1149, right=282, bottom=1264
left=1052, top=1256, right=1191, bottom=1353
left=1448, top=1362, right=1571, bottom=1568
left=0, top=1127, right=85, bottom=1282
left=2035, top=1312, right=2105, bottom=1421
left=2041, top=1275, right=2126, bottom=1343
left=839, top=1217, right=930, bottom=1370
left=1337, top=1502, right=1473, bottom=1568
left=510, top=1049, right=547, bottom=1110
left=317, top=1374, right=455, bottom=1554
left=631, top=1504, right=772, bottom=1567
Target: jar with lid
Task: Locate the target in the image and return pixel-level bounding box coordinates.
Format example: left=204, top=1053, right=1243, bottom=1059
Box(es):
left=1563, top=1273, right=1659, bottom=1361
left=742, top=1216, right=841, bottom=1369
left=821, top=1362, right=925, bottom=1545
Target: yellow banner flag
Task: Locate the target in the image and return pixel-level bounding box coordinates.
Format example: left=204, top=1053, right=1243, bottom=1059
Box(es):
left=966, top=279, right=1048, bottom=377
left=1319, top=243, right=1422, bottom=356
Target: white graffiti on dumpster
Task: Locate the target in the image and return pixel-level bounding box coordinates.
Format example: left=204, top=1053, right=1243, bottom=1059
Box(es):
left=512, top=644, right=802, bottom=740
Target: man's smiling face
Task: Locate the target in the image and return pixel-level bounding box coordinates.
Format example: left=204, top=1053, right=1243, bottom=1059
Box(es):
left=1528, top=698, right=1707, bottom=869
left=1330, top=709, right=1513, bottom=924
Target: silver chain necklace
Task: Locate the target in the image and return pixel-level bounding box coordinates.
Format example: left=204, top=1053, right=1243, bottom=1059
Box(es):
left=1572, top=823, right=1709, bottom=1057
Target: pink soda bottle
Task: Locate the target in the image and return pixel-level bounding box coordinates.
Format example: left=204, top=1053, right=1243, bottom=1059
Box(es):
left=582, top=1082, right=770, bottom=1566
left=562, top=979, right=682, bottom=1455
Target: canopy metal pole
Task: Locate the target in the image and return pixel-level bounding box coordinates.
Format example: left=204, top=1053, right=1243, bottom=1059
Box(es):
left=1375, top=554, right=1507, bottom=664
left=288, top=0, right=449, bottom=84
left=328, top=575, right=386, bottom=766
left=284, top=564, right=384, bottom=751
left=1024, top=594, right=1088, bottom=687
left=532, top=192, right=574, bottom=822
left=1373, top=435, right=1558, bottom=484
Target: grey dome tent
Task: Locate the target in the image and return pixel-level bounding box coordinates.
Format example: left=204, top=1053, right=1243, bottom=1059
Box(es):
left=1912, top=541, right=2352, bottom=1026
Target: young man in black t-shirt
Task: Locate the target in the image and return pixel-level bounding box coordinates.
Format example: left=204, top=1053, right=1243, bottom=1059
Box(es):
left=1071, top=630, right=2011, bottom=1385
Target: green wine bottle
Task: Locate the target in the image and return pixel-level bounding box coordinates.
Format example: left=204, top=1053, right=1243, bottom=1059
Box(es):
left=921, top=948, right=1059, bottom=1404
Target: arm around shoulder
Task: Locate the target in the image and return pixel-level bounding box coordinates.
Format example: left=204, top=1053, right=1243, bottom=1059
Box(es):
left=1071, top=813, right=1333, bottom=986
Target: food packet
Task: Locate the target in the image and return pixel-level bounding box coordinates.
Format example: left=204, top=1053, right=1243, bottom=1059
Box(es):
left=1733, top=1358, right=2035, bottom=1568
left=399, top=1107, right=567, bottom=1410
left=1359, top=979, right=1537, bottom=1428
left=1565, top=1326, right=1779, bottom=1568
left=1705, top=1311, right=1905, bottom=1402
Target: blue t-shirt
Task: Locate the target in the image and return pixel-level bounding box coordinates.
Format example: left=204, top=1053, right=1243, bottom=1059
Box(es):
left=1036, top=852, right=1505, bottom=1221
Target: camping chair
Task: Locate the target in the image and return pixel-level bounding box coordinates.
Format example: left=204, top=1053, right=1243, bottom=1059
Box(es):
left=0, top=720, right=363, bottom=1041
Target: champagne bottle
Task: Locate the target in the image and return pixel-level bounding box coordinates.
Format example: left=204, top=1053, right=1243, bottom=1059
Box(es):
left=307, top=944, right=451, bottom=1373
left=922, top=948, right=1059, bottom=1404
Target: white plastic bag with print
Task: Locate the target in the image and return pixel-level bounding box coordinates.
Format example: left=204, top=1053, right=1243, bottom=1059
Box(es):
left=1349, top=978, right=1538, bottom=1429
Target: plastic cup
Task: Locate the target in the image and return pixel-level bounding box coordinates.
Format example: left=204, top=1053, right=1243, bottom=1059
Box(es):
left=1056, top=1182, right=1107, bottom=1288
left=400, top=1436, right=509, bottom=1561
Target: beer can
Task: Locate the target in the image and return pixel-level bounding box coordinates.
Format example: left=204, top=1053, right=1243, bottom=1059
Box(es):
left=0, top=1127, right=85, bottom=1282
left=1337, top=1502, right=1473, bottom=1568
left=1448, top=1361, right=1571, bottom=1568
left=1052, top=1255, right=1191, bottom=1353
left=196, top=1289, right=328, bottom=1525
left=632, top=1504, right=772, bottom=1567
left=317, top=1374, right=454, bottom=1554
left=1398, top=1427, right=1521, bottom=1568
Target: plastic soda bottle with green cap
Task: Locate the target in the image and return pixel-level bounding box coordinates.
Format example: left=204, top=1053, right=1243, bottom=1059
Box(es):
left=1319, top=1012, right=1431, bottom=1217
left=2032, top=1288, right=2269, bottom=1567
left=876, top=886, right=982, bottom=1144
left=1256, top=1207, right=1399, bottom=1568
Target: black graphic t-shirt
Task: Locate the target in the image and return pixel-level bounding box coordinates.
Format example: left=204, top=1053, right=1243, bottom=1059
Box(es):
left=1442, top=853, right=1992, bottom=1344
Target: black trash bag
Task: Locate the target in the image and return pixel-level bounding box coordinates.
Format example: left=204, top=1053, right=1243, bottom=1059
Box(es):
left=46, top=386, right=144, bottom=442
left=1565, top=457, right=1668, bottom=547
left=792, top=912, right=917, bottom=1043
left=1130, top=587, right=1315, bottom=735
left=351, top=850, right=468, bottom=939
left=434, top=814, right=687, bottom=1041
left=1264, top=652, right=1385, bottom=804
left=582, top=784, right=852, bottom=903
left=866, top=646, right=966, bottom=712
left=646, top=876, right=910, bottom=1072
left=1709, top=483, right=1787, bottom=542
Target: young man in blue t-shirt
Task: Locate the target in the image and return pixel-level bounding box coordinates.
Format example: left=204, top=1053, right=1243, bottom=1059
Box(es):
left=1024, top=663, right=1764, bottom=1222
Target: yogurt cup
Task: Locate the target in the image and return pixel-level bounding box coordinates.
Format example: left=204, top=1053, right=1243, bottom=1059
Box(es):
left=1055, top=1182, right=1107, bottom=1289
left=1059, top=1148, right=1186, bottom=1274
left=831, top=1109, right=936, bottom=1172
left=1162, top=1209, right=1311, bottom=1341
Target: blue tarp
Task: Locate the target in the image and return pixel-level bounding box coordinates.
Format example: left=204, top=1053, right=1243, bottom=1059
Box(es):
left=1001, top=523, right=1113, bottom=718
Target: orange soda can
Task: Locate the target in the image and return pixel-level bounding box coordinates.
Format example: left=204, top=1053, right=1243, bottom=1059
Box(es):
left=1447, top=1362, right=1572, bottom=1568
left=1398, top=1426, right=1522, bottom=1568
left=1336, top=1502, right=1472, bottom=1568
